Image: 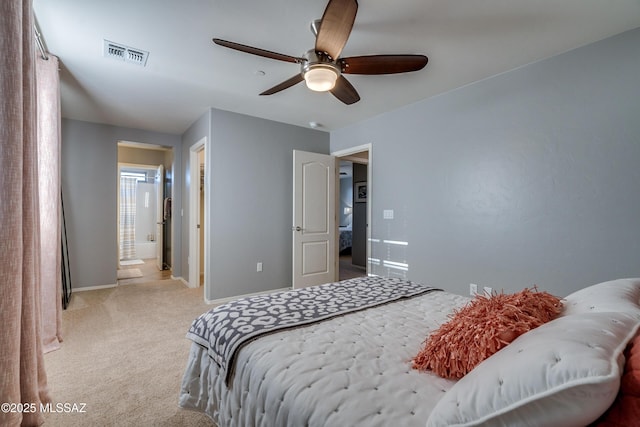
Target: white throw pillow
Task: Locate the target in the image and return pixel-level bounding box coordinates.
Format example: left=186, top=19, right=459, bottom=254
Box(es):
left=426, top=311, right=640, bottom=427
left=562, top=278, right=640, bottom=318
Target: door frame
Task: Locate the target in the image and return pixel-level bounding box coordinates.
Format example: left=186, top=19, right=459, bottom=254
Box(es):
left=189, top=137, right=207, bottom=289
left=331, top=143, right=372, bottom=277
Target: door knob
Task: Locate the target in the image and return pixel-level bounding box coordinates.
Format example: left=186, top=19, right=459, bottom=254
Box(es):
left=292, top=226, right=304, bottom=232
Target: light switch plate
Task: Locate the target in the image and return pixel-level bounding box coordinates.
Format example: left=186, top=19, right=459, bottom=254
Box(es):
left=383, top=209, right=394, bottom=219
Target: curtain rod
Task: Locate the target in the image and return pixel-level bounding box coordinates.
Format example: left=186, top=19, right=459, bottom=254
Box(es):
left=34, top=24, right=49, bottom=60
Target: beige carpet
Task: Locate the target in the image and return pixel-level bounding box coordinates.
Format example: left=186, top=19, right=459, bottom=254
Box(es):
left=339, top=255, right=367, bottom=281
left=43, top=280, right=216, bottom=426
left=117, top=268, right=143, bottom=279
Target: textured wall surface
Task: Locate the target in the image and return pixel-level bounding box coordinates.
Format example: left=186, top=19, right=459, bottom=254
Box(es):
left=331, top=28, right=640, bottom=297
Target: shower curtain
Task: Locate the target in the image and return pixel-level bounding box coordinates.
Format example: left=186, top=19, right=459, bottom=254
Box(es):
left=120, top=176, right=138, bottom=260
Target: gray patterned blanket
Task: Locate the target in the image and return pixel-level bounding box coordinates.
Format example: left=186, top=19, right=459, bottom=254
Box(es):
left=186, top=276, right=441, bottom=384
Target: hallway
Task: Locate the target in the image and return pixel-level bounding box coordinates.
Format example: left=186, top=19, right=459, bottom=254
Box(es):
left=339, top=254, right=366, bottom=281
left=117, top=259, right=172, bottom=286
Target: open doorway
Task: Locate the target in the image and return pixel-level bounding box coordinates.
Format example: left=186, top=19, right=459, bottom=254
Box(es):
left=189, top=138, right=207, bottom=289
left=333, top=145, right=370, bottom=281
left=116, top=141, right=173, bottom=285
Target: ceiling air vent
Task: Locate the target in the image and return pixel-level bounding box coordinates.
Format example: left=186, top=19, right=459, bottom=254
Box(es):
left=105, top=42, right=126, bottom=59
left=103, top=40, right=149, bottom=67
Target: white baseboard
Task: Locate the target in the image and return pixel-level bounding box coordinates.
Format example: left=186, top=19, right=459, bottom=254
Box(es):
left=172, top=276, right=190, bottom=287
left=74, top=276, right=188, bottom=292
left=73, top=283, right=117, bottom=292
left=205, top=287, right=291, bottom=305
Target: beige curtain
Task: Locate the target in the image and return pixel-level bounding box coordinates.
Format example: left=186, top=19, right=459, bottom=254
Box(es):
left=0, top=0, right=52, bottom=425
left=37, top=53, right=63, bottom=354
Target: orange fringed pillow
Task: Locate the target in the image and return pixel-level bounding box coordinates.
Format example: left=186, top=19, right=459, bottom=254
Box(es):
left=413, top=287, right=562, bottom=379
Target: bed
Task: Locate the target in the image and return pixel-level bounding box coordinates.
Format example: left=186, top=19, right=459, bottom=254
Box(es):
left=179, top=277, right=640, bottom=427
left=339, top=225, right=352, bottom=253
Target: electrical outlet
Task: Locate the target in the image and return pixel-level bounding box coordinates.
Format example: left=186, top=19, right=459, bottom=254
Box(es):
left=257, top=262, right=263, bottom=272
left=469, top=283, right=478, bottom=296
left=483, top=286, right=493, bottom=296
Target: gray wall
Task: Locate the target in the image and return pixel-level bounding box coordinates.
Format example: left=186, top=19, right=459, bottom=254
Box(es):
left=330, top=28, right=640, bottom=297
left=61, top=119, right=182, bottom=288
left=182, top=108, right=330, bottom=301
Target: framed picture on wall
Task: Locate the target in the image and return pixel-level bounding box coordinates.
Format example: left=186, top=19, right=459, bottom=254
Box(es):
left=355, top=182, right=367, bottom=203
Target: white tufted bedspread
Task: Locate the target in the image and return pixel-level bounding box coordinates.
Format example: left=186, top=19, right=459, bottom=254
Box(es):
left=179, top=289, right=469, bottom=427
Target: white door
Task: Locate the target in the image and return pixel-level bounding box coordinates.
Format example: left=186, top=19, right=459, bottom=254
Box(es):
left=155, top=164, right=164, bottom=270
left=292, top=150, right=336, bottom=288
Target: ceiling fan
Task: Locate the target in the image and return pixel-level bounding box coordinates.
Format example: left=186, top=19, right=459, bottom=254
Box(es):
left=212, top=0, right=428, bottom=105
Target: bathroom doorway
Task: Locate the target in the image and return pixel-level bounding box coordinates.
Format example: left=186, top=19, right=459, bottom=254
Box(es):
left=116, top=141, right=173, bottom=284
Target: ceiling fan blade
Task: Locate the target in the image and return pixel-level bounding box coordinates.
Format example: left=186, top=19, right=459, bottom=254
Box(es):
left=315, top=0, right=358, bottom=60
left=340, top=55, right=428, bottom=75
left=330, top=75, right=360, bottom=105
left=213, top=38, right=303, bottom=64
left=259, top=74, right=304, bottom=96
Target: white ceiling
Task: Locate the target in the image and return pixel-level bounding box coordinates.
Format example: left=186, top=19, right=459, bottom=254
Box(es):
left=33, top=0, right=640, bottom=135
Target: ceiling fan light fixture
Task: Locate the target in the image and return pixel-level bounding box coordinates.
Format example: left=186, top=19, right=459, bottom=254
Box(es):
left=212, top=0, right=427, bottom=105
left=304, top=66, right=338, bottom=92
